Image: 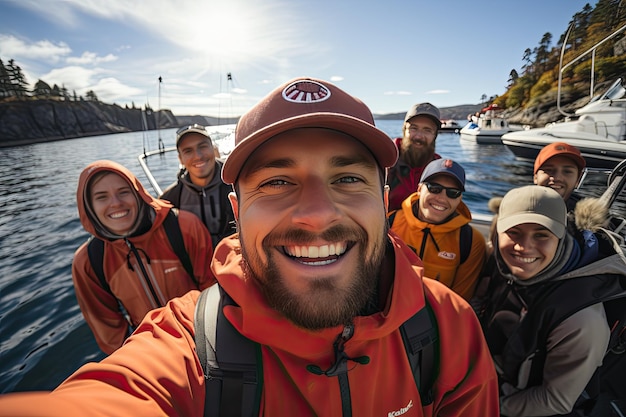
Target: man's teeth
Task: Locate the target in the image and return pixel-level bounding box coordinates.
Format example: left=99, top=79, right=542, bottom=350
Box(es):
left=285, top=242, right=347, bottom=258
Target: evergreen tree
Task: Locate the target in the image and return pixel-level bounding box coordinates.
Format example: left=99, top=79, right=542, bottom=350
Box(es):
left=32, top=79, right=52, bottom=98
left=85, top=90, right=98, bottom=101
left=0, top=58, right=10, bottom=99
left=7, top=59, right=29, bottom=98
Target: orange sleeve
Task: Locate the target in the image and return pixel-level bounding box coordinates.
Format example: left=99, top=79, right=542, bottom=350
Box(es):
left=71, top=244, right=129, bottom=355
left=0, top=291, right=205, bottom=417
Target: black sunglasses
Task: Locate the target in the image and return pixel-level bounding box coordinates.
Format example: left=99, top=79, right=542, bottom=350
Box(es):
left=424, top=182, right=463, bottom=199
left=176, top=124, right=207, bottom=136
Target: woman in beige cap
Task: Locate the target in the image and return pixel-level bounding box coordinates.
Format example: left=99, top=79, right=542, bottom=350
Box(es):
left=472, top=185, right=626, bottom=417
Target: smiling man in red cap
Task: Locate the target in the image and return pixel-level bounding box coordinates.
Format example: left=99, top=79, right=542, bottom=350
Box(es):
left=0, top=77, right=498, bottom=417
left=533, top=141, right=586, bottom=210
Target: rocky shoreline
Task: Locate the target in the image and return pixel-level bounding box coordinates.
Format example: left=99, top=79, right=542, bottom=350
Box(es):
left=0, top=100, right=239, bottom=148
left=0, top=87, right=594, bottom=148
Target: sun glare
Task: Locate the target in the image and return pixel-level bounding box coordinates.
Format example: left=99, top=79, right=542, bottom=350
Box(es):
left=163, top=0, right=304, bottom=67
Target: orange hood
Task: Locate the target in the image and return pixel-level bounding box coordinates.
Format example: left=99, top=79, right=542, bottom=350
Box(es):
left=76, top=160, right=172, bottom=239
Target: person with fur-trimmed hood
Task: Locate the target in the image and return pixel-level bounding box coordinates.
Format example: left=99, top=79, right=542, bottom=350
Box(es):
left=72, top=160, right=215, bottom=354
left=472, top=185, right=626, bottom=417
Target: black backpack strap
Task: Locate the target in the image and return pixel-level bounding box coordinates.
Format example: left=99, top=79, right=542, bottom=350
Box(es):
left=164, top=209, right=198, bottom=288
left=86, top=237, right=133, bottom=329
left=387, top=210, right=398, bottom=227
left=400, top=299, right=439, bottom=406
left=87, top=236, right=108, bottom=291
left=459, top=223, right=473, bottom=264
left=195, top=285, right=263, bottom=417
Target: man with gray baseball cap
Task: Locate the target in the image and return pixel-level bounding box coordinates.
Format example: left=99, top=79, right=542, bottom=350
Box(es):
left=387, top=102, right=442, bottom=211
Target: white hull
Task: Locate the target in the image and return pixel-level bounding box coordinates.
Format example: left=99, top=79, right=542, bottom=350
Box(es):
left=501, top=78, right=626, bottom=169
left=459, top=118, right=521, bottom=145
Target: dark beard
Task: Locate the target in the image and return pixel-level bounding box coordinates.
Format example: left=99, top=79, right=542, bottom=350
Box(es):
left=401, top=137, right=436, bottom=168
left=240, top=224, right=386, bottom=330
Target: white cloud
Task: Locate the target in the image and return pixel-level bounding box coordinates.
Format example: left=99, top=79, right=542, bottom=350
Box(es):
left=66, top=52, right=118, bottom=65
left=426, top=89, right=450, bottom=95
left=383, top=91, right=412, bottom=96
left=91, top=77, right=144, bottom=103
left=0, top=34, right=71, bottom=62
left=41, top=66, right=98, bottom=89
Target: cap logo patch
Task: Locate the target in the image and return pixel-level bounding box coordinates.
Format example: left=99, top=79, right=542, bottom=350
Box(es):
left=443, top=159, right=454, bottom=168
left=282, top=80, right=331, bottom=104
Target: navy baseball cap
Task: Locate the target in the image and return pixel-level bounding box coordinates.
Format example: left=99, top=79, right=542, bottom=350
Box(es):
left=420, top=158, right=466, bottom=190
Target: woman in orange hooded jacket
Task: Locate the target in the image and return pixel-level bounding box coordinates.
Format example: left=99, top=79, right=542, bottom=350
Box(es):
left=72, top=160, right=215, bottom=354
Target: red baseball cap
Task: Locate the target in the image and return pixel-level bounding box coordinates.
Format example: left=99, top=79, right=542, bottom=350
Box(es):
left=221, top=77, right=398, bottom=184
left=534, top=142, right=586, bottom=174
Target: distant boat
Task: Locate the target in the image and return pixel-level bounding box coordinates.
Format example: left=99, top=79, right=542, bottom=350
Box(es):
left=460, top=104, right=521, bottom=144
left=439, top=119, right=462, bottom=133
left=501, top=24, right=626, bottom=169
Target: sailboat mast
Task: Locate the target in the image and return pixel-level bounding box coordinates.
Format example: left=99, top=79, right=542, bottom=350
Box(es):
left=157, top=76, right=164, bottom=151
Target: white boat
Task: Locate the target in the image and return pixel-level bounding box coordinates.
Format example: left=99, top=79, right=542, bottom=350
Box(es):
left=502, top=78, right=626, bottom=168
left=501, top=23, right=626, bottom=169
left=439, top=119, right=462, bottom=133
left=460, top=106, right=521, bottom=144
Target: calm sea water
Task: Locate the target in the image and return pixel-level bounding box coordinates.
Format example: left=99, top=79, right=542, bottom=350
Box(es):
left=0, top=119, right=613, bottom=393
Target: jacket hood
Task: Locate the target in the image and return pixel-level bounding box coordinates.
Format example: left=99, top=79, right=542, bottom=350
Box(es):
left=76, top=160, right=172, bottom=239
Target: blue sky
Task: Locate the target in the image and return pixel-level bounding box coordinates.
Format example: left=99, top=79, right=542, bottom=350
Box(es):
left=0, top=0, right=595, bottom=117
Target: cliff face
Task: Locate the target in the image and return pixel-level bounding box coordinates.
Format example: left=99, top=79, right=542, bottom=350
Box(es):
left=0, top=100, right=177, bottom=147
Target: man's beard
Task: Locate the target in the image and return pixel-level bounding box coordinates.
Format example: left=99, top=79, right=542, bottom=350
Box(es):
left=401, top=136, right=436, bottom=168
left=239, top=224, right=387, bottom=330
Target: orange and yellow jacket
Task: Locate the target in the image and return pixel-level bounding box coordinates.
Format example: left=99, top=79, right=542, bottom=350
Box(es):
left=389, top=192, right=486, bottom=301
left=72, top=160, right=215, bottom=354
left=0, top=234, right=499, bottom=417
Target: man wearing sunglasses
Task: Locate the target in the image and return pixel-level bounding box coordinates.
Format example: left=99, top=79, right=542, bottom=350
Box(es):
left=160, top=124, right=236, bottom=247
left=388, top=158, right=486, bottom=301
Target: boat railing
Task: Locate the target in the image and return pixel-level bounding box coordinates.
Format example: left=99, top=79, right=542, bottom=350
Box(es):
left=557, top=23, right=626, bottom=117
left=137, top=146, right=177, bottom=196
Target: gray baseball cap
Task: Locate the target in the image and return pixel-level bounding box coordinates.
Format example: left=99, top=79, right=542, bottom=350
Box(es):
left=404, top=102, right=441, bottom=128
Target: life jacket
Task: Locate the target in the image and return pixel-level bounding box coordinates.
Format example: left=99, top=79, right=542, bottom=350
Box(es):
left=194, top=284, right=439, bottom=417
left=387, top=210, right=473, bottom=264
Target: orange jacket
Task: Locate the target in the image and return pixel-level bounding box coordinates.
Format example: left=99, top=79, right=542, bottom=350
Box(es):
left=72, top=160, right=215, bottom=354
left=0, top=234, right=498, bottom=416
left=389, top=192, right=486, bottom=301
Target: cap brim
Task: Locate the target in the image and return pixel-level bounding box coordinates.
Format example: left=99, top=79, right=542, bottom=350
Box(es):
left=496, top=213, right=565, bottom=238
left=222, top=113, right=398, bottom=184
left=423, top=172, right=465, bottom=190
left=176, top=128, right=210, bottom=145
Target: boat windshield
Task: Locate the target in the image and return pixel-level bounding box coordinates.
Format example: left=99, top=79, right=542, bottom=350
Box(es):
left=599, top=78, right=625, bottom=101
